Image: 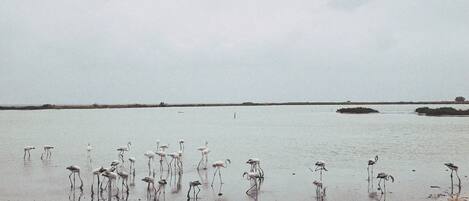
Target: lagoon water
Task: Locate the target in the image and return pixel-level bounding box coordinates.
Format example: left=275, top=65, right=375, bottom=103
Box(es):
left=1, top=105, right=469, bottom=201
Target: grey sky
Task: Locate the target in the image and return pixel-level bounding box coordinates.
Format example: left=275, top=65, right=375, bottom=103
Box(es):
left=1, top=0, right=468, bottom=104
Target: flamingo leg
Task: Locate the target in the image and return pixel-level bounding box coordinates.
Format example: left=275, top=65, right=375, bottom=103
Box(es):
left=69, top=173, right=73, bottom=188
left=211, top=168, right=218, bottom=187
left=78, top=172, right=83, bottom=190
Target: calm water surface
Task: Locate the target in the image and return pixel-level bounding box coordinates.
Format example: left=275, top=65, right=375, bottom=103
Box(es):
left=1, top=105, right=469, bottom=201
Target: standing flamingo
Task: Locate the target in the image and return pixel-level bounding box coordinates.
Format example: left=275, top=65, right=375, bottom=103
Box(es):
left=91, top=166, right=105, bottom=195
left=445, top=163, right=461, bottom=195
left=144, top=151, right=156, bottom=177
left=102, top=170, right=119, bottom=196
left=23, top=146, right=35, bottom=159
left=41, top=145, right=54, bottom=160
left=178, top=139, right=184, bottom=155
left=156, top=150, right=170, bottom=172
left=117, top=142, right=131, bottom=164
left=196, top=141, right=209, bottom=170
left=187, top=180, right=202, bottom=199
left=129, top=157, right=136, bottom=177
left=155, top=179, right=167, bottom=200
left=211, top=159, right=231, bottom=187
left=142, top=176, right=157, bottom=191
left=117, top=170, right=130, bottom=194
left=367, top=155, right=378, bottom=181
left=309, top=161, right=327, bottom=182
left=246, top=158, right=264, bottom=178
left=376, top=172, right=394, bottom=194
left=243, top=171, right=262, bottom=195
left=66, top=165, right=83, bottom=190
left=168, top=152, right=183, bottom=174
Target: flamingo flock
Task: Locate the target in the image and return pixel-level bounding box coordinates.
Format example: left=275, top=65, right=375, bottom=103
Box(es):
left=21, top=140, right=465, bottom=201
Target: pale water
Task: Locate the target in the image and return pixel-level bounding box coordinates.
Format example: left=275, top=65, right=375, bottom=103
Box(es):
left=1, top=105, right=469, bottom=201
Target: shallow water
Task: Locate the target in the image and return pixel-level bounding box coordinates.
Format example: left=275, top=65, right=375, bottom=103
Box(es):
left=1, top=105, right=469, bottom=201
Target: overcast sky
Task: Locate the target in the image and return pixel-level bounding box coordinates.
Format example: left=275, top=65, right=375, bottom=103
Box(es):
left=1, top=0, right=468, bottom=104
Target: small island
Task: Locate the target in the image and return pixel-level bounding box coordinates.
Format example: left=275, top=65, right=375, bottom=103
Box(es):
left=415, top=107, right=469, bottom=116
left=336, top=107, right=379, bottom=114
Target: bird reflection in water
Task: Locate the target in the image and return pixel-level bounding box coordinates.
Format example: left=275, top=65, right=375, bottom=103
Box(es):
left=313, top=180, right=326, bottom=201
left=68, top=189, right=84, bottom=201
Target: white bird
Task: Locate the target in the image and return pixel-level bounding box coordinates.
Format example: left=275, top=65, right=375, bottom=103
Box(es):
left=41, top=145, right=54, bottom=160
left=376, top=172, right=394, bottom=194
left=156, top=150, right=170, bottom=172
left=117, top=142, right=131, bottom=164
left=129, top=157, right=136, bottom=177
left=144, top=151, right=156, bottom=176
left=367, top=155, right=378, bottom=180
left=91, top=166, right=105, bottom=195
left=102, top=170, right=119, bottom=194
left=309, top=160, right=327, bottom=182
left=178, top=139, right=185, bottom=154
left=86, top=143, right=92, bottom=152
left=445, top=163, right=461, bottom=195
left=187, top=181, right=202, bottom=199
left=155, top=179, right=167, bottom=200
left=23, top=145, right=35, bottom=159
left=197, top=141, right=209, bottom=170
left=243, top=171, right=262, bottom=194
left=246, top=158, right=264, bottom=178
left=142, top=176, right=156, bottom=191
left=117, top=170, right=130, bottom=194
left=211, top=159, right=231, bottom=187
left=168, top=152, right=183, bottom=173
left=66, top=165, right=83, bottom=190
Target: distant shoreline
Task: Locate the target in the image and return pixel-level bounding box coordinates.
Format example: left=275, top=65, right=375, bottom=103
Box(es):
left=0, top=101, right=468, bottom=110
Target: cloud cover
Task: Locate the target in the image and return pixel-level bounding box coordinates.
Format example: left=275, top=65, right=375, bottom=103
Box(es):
left=1, top=0, right=468, bottom=104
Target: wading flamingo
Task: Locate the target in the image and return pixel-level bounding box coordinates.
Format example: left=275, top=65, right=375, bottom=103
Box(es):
left=196, top=141, right=209, bottom=170
left=243, top=171, right=262, bottom=195
left=41, top=145, right=54, bottom=160
left=66, top=165, right=83, bottom=190
left=91, top=166, right=105, bottom=195
left=23, top=146, right=35, bottom=159
left=367, top=155, right=378, bottom=180
left=376, top=172, right=394, bottom=194
left=144, top=151, right=156, bottom=177
left=309, top=161, right=327, bottom=181
left=445, top=163, right=461, bottom=195
left=211, top=159, right=231, bottom=187
left=187, top=180, right=202, bottom=199
left=117, top=170, right=130, bottom=194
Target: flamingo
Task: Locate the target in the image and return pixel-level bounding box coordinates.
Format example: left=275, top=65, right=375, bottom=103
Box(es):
left=376, top=172, right=394, bottom=194
left=129, top=157, right=136, bottom=177
left=41, top=145, right=54, bottom=160
left=187, top=180, right=202, bottom=199
left=144, top=151, right=156, bottom=177
left=367, top=155, right=378, bottom=180
left=102, top=170, right=119, bottom=195
left=211, top=159, right=231, bottom=187
left=309, top=161, right=327, bottom=181
left=117, top=170, right=130, bottom=194
left=445, top=163, right=461, bottom=195
left=196, top=141, right=209, bottom=170
left=155, top=179, right=167, bottom=200
left=66, top=165, right=83, bottom=190
left=91, top=166, right=105, bottom=195
left=117, top=142, right=131, bottom=164
left=159, top=144, right=169, bottom=152
left=178, top=139, right=184, bottom=154
left=156, top=150, right=170, bottom=172
left=86, top=143, right=92, bottom=152
left=168, top=152, right=183, bottom=174
left=23, top=146, right=35, bottom=159
left=142, top=176, right=157, bottom=191
left=246, top=158, right=264, bottom=178
left=243, top=171, right=262, bottom=195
